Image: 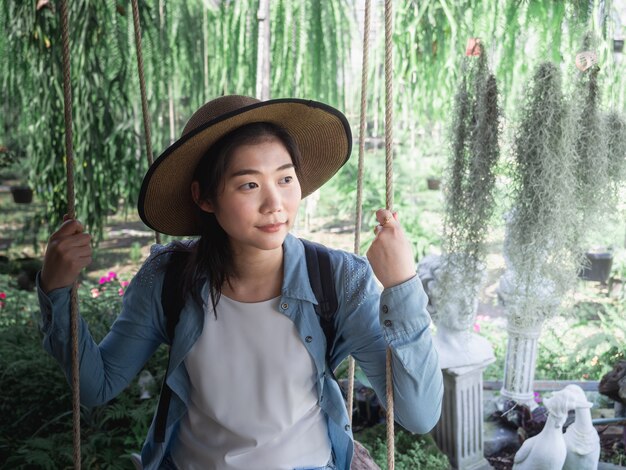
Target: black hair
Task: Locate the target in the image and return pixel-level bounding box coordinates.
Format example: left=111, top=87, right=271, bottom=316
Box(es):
left=180, top=122, right=302, bottom=315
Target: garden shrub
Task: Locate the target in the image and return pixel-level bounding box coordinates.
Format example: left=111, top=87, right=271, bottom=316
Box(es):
left=355, top=423, right=449, bottom=470
left=0, top=274, right=168, bottom=468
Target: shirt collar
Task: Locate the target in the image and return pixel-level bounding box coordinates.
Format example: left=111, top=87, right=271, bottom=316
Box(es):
left=281, top=233, right=318, bottom=304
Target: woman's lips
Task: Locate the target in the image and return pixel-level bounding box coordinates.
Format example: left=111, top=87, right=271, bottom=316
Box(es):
left=257, top=223, right=284, bottom=233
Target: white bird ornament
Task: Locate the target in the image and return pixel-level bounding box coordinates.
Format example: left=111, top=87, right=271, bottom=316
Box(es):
left=512, top=389, right=570, bottom=470
left=562, top=384, right=600, bottom=470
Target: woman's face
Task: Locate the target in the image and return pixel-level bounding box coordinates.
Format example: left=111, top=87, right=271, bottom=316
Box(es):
left=194, top=137, right=302, bottom=254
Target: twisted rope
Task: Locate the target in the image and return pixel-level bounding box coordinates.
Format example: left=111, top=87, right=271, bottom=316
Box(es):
left=131, top=0, right=160, bottom=244
left=348, top=0, right=372, bottom=427
left=59, top=1, right=81, bottom=467
left=384, top=0, right=395, bottom=467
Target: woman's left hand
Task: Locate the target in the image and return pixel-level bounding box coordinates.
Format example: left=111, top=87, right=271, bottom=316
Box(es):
left=366, top=209, right=416, bottom=289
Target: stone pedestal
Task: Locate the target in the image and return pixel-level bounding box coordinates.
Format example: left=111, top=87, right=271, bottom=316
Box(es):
left=433, top=359, right=494, bottom=470
left=500, top=324, right=542, bottom=409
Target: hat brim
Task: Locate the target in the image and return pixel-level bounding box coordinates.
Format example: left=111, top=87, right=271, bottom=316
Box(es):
left=138, top=99, right=352, bottom=236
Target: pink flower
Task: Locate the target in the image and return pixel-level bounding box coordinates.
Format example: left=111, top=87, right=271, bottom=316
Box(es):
left=118, top=288, right=124, bottom=296
left=0, top=292, right=6, bottom=300
left=99, top=277, right=108, bottom=285
left=120, top=280, right=129, bottom=288
left=108, top=271, right=117, bottom=281
left=90, top=288, right=100, bottom=299
left=533, top=392, right=542, bottom=403
left=473, top=323, right=480, bottom=333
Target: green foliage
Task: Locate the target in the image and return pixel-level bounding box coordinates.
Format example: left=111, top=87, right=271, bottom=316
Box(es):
left=319, top=146, right=442, bottom=259
left=602, top=443, right=626, bottom=467
left=1, top=0, right=354, bottom=246
left=571, top=33, right=611, bottom=235
left=439, top=42, right=501, bottom=302
left=0, top=275, right=38, bottom=327
left=604, top=111, right=626, bottom=196
left=355, top=424, right=449, bottom=470
left=2, top=0, right=625, bottom=249
left=1, top=1, right=138, bottom=242
left=505, top=61, right=579, bottom=324
left=129, top=241, right=144, bottom=264
left=480, top=292, right=626, bottom=382
left=0, top=275, right=167, bottom=468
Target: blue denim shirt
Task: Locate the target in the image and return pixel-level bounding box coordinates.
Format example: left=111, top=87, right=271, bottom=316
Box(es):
left=38, top=233, right=442, bottom=470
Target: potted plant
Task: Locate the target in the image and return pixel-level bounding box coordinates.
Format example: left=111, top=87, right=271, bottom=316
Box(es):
left=572, top=36, right=626, bottom=285
left=419, top=41, right=501, bottom=369
left=578, top=247, right=614, bottom=284
left=426, top=176, right=441, bottom=191
left=499, top=61, right=580, bottom=407
left=0, top=146, right=33, bottom=203
left=9, top=185, right=33, bottom=204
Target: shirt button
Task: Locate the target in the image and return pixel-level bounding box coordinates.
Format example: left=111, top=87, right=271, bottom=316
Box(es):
left=384, top=319, right=393, bottom=328
left=345, top=424, right=351, bottom=431
left=281, top=302, right=289, bottom=310
left=305, top=335, right=313, bottom=343
left=382, top=305, right=389, bottom=314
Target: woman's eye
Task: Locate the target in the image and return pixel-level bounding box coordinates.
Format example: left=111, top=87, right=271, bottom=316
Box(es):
left=279, top=176, right=293, bottom=184
left=240, top=182, right=258, bottom=190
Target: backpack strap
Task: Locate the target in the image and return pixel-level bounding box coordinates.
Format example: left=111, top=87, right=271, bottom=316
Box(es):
left=300, top=239, right=339, bottom=379
left=154, top=250, right=189, bottom=443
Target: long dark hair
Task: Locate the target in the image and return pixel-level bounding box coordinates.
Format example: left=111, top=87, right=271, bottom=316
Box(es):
left=179, top=122, right=302, bottom=315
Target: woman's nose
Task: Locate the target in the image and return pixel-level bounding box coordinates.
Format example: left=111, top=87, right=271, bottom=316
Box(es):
left=261, top=186, right=281, bottom=213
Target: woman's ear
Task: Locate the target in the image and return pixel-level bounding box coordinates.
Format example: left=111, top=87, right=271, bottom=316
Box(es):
left=191, top=181, right=214, bottom=213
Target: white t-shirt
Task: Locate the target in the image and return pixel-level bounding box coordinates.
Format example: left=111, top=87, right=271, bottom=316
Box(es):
left=170, top=295, right=332, bottom=470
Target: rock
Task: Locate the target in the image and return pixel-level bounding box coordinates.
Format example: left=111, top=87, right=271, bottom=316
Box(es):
left=484, top=420, right=519, bottom=456
left=599, top=361, right=626, bottom=404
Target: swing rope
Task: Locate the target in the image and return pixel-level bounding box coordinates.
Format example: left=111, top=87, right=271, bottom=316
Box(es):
left=347, top=0, right=371, bottom=426
left=351, top=1, right=395, bottom=467
left=59, top=0, right=81, bottom=467
left=130, top=0, right=160, bottom=245
left=384, top=0, right=396, bottom=467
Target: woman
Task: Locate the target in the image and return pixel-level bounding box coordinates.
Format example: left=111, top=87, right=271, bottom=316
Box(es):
left=38, top=95, right=442, bottom=470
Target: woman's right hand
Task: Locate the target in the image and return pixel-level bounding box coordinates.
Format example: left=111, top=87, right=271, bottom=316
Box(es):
left=40, top=216, right=93, bottom=294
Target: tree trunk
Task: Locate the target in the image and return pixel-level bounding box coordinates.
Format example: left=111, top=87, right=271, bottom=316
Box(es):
left=256, top=0, right=270, bottom=100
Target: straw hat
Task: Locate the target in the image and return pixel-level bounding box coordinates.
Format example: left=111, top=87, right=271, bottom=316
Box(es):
left=138, top=95, right=352, bottom=236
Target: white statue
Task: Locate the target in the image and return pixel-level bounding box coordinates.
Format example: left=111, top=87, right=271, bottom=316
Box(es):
left=417, top=254, right=494, bottom=369
left=512, top=388, right=570, bottom=470
left=563, top=384, right=600, bottom=470
left=138, top=370, right=155, bottom=400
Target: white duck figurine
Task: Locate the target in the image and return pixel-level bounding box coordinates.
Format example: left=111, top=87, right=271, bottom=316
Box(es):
left=563, top=384, right=600, bottom=470
left=512, top=389, right=570, bottom=470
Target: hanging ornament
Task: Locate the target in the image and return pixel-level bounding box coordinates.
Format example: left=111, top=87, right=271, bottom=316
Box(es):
left=466, top=38, right=481, bottom=56
left=575, top=51, right=598, bottom=71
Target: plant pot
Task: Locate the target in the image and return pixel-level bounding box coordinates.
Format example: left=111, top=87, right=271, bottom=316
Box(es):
left=9, top=185, right=33, bottom=204
left=614, top=39, right=624, bottom=53
left=427, top=177, right=441, bottom=190
left=578, top=250, right=613, bottom=284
